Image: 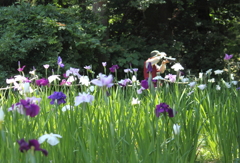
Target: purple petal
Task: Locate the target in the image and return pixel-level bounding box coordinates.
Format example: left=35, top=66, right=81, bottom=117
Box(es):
left=18, top=139, right=30, bottom=152
left=147, top=62, right=152, bottom=73
left=29, top=139, right=40, bottom=149
left=25, top=104, right=40, bottom=117
left=141, top=80, right=149, bottom=89
left=168, top=108, right=174, bottom=117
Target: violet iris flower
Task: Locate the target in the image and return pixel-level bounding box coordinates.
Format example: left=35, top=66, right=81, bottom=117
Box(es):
left=124, top=69, right=133, bottom=73
left=84, top=65, right=92, bottom=70
left=17, top=65, right=26, bottom=72
left=19, top=99, right=40, bottom=117
left=60, top=79, right=71, bottom=86
left=48, top=91, right=66, bottom=105
left=155, top=103, right=174, bottom=117
left=141, top=80, right=149, bottom=89
left=132, top=68, right=138, bottom=72
left=118, top=78, right=132, bottom=87
left=147, top=62, right=153, bottom=73
left=165, top=74, right=177, bottom=83
left=91, top=73, right=114, bottom=88
left=152, top=79, right=158, bottom=87
left=224, top=54, right=233, bottom=60
left=141, top=79, right=159, bottom=89
left=63, top=73, right=67, bottom=78
left=18, top=138, right=48, bottom=156
left=57, top=56, right=64, bottom=67
left=75, top=92, right=94, bottom=106
left=109, top=65, right=119, bottom=72
left=66, top=67, right=81, bottom=78
left=36, top=78, right=49, bottom=86
left=8, top=97, right=41, bottom=117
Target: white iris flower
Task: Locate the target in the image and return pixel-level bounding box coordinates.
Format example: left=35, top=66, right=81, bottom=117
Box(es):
left=38, top=133, right=62, bottom=146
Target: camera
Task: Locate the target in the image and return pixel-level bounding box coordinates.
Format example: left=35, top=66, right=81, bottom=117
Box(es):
left=162, top=56, right=176, bottom=62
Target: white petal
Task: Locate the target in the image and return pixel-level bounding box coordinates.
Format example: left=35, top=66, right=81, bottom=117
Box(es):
left=0, top=108, right=4, bottom=121
left=50, top=133, right=62, bottom=138
left=67, top=76, right=76, bottom=82
left=14, top=75, right=28, bottom=82
left=23, top=82, right=30, bottom=93
left=47, top=136, right=59, bottom=146
left=38, top=135, right=50, bottom=144
left=75, top=96, right=83, bottom=106
left=6, top=78, right=15, bottom=84
left=62, top=105, right=72, bottom=112
left=91, top=79, right=103, bottom=87
left=173, top=124, right=180, bottom=135
left=48, top=75, right=60, bottom=83
left=89, top=86, right=95, bottom=92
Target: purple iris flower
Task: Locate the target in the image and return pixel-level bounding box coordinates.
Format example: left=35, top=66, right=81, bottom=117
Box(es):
left=155, top=103, right=174, bottom=117
left=152, top=79, right=157, bottom=87
left=141, top=79, right=159, bottom=89
left=19, top=99, right=40, bottom=117
left=60, top=79, right=71, bottom=86
left=147, top=62, right=153, bottom=73
left=48, top=91, right=66, bottom=105
left=84, top=65, right=92, bottom=70
left=18, top=138, right=48, bottom=156
left=9, top=97, right=41, bottom=117
left=141, top=80, right=149, bottom=89
left=132, top=68, right=138, bottom=72
left=36, top=78, right=49, bottom=86
left=180, top=71, right=184, bottom=76
left=109, top=65, right=119, bottom=72
left=18, top=138, right=30, bottom=151
left=17, top=65, right=26, bottom=72
left=57, top=56, right=64, bottom=67
left=224, top=54, right=233, bottom=60
left=63, top=73, right=67, bottom=78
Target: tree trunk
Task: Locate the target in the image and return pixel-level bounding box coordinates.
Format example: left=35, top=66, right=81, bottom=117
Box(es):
left=92, top=1, right=109, bottom=65
left=92, top=0, right=109, bottom=40
left=92, top=1, right=109, bottom=27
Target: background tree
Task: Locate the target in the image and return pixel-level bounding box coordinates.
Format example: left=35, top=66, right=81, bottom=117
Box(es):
left=0, top=0, right=239, bottom=85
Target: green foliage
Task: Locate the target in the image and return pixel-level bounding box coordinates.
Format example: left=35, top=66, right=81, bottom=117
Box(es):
left=0, top=3, right=106, bottom=85
left=0, top=0, right=239, bottom=84
left=1, top=69, right=240, bottom=162
left=106, top=0, right=240, bottom=74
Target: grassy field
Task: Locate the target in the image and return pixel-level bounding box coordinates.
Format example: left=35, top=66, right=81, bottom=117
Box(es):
left=0, top=58, right=239, bottom=163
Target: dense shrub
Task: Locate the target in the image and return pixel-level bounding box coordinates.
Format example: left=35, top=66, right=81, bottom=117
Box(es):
left=0, top=3, right=106, bottom=86
left=0, top=1, right=239, bottom=87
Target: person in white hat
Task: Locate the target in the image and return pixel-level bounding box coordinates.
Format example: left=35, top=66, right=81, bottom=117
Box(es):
left=143, top=50, right=169, bottom=79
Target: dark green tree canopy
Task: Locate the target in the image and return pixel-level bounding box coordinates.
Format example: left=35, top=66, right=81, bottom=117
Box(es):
left=0, top=0, right=239, bottom=84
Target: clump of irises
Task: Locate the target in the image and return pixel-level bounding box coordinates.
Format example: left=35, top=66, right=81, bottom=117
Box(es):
left=8, top=97, right=41, bottom=117
left=109, top=65, right=119, bottom=73
left=48, top=91, right=66, bottom=105
left=155, top=103, right=175, bottom=117
left=36, top=78, right=49, bottom=86
left=18, top=138, right=48, bottom=156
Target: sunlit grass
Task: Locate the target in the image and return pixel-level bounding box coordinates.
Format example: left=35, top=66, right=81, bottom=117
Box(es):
left=0, top=59, right=239, bottom=163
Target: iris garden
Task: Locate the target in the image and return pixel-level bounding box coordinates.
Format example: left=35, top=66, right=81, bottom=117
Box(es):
left=0, top=55, right=240, bottom=162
